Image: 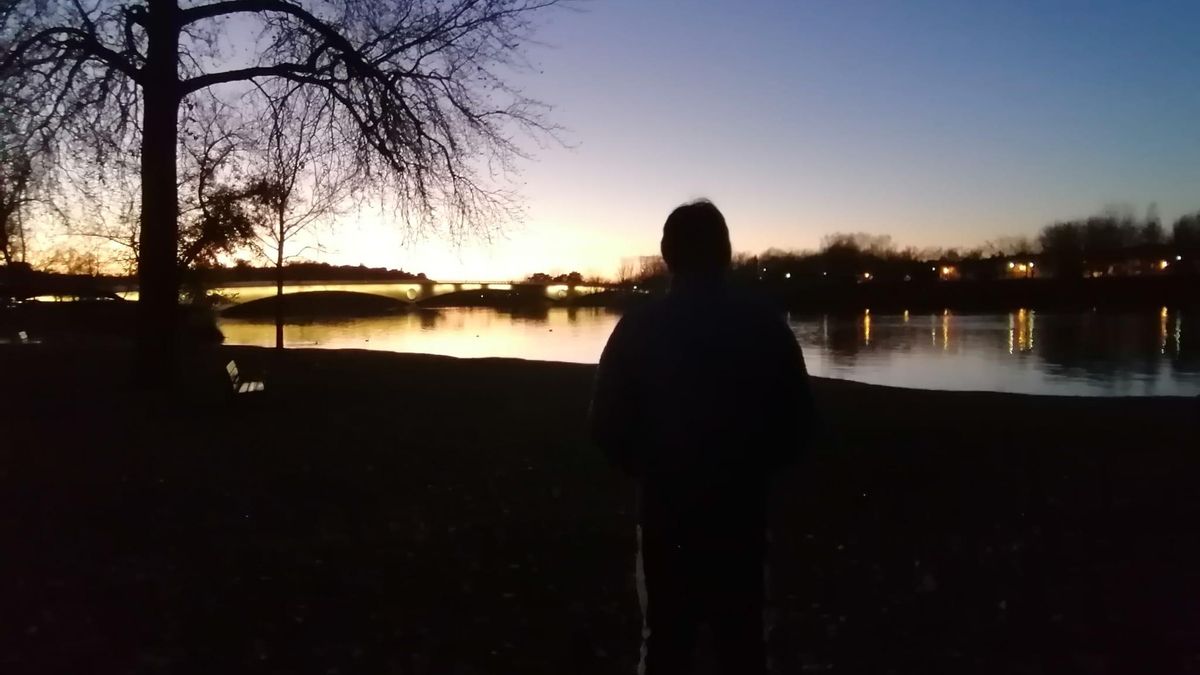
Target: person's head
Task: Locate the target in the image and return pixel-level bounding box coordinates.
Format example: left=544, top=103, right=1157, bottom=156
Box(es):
left=660, top=199, right=732, bottom=279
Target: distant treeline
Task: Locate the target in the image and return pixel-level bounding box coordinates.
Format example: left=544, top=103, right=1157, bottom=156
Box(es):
left=0, top=260, right=432, bottom=301
left=623, top=208, right=1200, bottom=288
left=0, top=262, right=126, bottom=300
left=194, top=261, right=428, bottom=284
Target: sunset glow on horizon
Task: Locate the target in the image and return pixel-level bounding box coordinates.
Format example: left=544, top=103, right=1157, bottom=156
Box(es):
left=31, top=0, right=1200, bottom=281
left=298, top=0, right=1200, bottom=280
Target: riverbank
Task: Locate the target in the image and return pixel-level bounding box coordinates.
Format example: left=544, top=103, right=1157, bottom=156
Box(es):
left=2, top=345, right=1197, bottom=674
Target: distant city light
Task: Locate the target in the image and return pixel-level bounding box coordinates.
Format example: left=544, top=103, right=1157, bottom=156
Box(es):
left=1177, top=255, right=1183, bottom=261
left=1160, top=260, right=1170, bottom=270
left=1008, top=262, right=1015, bottom=269
left=784, top=272, right=791, bottom=279
left=1028, top=262, right=1035, bottom=268
left=941, top=266, right=951, bottom=274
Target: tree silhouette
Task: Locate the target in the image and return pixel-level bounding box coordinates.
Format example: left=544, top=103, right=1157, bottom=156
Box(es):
left=73, top=97, right=269, bottom=283
left=1174, top=212, right=1200, bottom=257
left=1, top=0, right=564, bottom=382
left=245, top=83, right=355, bottom=348
left=0, top=115, right=38, bottom=266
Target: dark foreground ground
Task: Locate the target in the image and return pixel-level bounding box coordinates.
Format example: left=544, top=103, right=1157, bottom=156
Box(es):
left=2, top=345, right=1198, bottom=675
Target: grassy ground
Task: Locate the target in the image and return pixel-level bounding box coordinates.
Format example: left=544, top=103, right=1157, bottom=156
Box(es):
left=2, top=344, right=1198, bottom=675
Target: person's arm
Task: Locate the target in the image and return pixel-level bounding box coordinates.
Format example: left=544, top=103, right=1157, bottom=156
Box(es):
left=763, top=316, right=817, bottom=470
left=588, top=316, right=644, bottom=476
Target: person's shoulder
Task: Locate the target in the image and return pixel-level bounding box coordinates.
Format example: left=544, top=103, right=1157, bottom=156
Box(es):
left=723, top=286, right=785, bottom=322
left=610, top=297, right=665, bottom=337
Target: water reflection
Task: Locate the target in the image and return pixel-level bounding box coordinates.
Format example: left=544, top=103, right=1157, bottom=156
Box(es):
left=220, top=307, right=623, bottom=364
left=218, top=308, right=1200, bottom=397
left=793, top=309, right=1197, bottom=396
left=1008, top=308, right=1033, bottom=354
left=1160, top=307, right=1168, bottom=355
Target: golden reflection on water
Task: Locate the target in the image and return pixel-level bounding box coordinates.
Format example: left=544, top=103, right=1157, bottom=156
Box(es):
left=209, top=306, right=1200, bottom=396
left=218, top=307, right=621, bottom=363
left=1161, top=306, right=1169, bottom=354
left=1009, top=308, right=1032, bottom=354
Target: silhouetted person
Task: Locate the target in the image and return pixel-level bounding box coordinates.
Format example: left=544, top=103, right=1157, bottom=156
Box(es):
left=590, top=200, right=815, bottom=675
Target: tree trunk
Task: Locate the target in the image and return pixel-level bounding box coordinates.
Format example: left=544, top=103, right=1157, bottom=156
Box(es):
left=16, top=207, right=26, bottom=264
left=275, top=214, right=284, bottom=350
left=1, top=203, right=12, bottom=265
left=137, top=0, right=181, bottom=386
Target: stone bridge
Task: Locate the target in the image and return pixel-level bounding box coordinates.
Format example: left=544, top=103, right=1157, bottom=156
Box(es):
left=205, top=280, right=616, bottom=306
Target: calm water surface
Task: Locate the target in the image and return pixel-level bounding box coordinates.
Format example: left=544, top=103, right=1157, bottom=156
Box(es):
left=219, top=306, right=1199, bottom=397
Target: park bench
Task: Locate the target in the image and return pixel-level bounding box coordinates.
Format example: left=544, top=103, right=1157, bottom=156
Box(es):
left=226, top=360, right=265, bottom=394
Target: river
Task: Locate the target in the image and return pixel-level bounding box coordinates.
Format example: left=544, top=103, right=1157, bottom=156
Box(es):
left=218, top=305, right=1199, bottom=397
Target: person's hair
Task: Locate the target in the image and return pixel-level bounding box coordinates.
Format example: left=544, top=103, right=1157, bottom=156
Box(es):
left=660, top=199, right=732, bottom=277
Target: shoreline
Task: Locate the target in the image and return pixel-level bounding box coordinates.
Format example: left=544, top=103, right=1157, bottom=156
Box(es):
left=3, top=344, right=1198, bottom=673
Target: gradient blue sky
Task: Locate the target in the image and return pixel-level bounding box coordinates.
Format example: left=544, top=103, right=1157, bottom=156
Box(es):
left=331, top=0, right=1200, bottom=279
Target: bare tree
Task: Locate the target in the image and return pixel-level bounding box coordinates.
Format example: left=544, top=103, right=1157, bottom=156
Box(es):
left=0, top=142, right=33, bottom=265
left=982, top=236, right=1038, bottom=258
left=615, top=257, right=636, bottom=286
left=0, top=112, right=39, bottom=266
left=72, top=96, right=264, bottom=277
left=40, top=243, right=105, bottom=276
left=246, top=83, right=355, bottom=348
left=1, top=0, right=566, bottom=382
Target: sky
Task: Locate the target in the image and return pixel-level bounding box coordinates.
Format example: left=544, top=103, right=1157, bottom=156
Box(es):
left=85, top=0, right=1200, bottom=280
